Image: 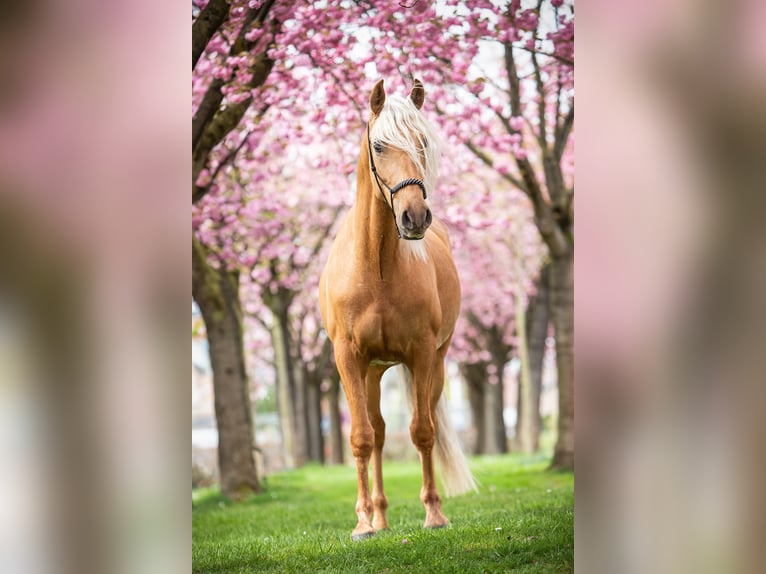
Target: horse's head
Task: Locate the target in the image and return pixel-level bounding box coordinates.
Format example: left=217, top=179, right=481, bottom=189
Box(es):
left=366, top=79, right=440, bottom=241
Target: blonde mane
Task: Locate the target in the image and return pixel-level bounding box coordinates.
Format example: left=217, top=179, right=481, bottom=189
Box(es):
left=370, top=94, right=442, bottom=195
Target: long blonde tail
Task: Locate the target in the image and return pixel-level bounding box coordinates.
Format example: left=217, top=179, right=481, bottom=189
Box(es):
left=397, top=365, right=478, bottom=497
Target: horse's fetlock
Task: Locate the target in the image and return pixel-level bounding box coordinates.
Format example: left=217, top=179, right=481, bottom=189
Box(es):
left=373, top=494, right=388, bottom=511
left=355, top=501, right=374, bottom=524
left=421, top=490, right=442, bottom=507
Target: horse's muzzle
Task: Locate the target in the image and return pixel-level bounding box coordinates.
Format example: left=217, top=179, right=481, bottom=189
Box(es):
left=400, top=207, right=432, bottom=239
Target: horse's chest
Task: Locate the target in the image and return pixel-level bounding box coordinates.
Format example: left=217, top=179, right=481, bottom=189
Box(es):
left=346, top=292, right=434, bottom=354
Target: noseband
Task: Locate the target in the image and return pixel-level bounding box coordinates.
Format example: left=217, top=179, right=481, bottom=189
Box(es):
left=367, top=124, right=427, bottom=240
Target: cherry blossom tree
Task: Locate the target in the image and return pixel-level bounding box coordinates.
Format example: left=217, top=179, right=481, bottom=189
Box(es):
left=192, top=0, right=575, bottom=488
left=403, top=0, right=575, bottom=469
left=288, top=0, right=575, bottom=467
left=195, top=120, right=348, bottom=469
left=444, top=162, right=546, bottom=455
left=456, top=0, right=573, bottom=470
left=192, top=0, right=289, bottom=498
left=192, top=0, right=369, bottom=489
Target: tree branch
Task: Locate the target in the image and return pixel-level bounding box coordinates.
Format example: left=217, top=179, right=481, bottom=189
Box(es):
left=192, top=0, right=230, bottom=71
left=530, top=0, right=548, bottom=149
left=193, top=95, right=252, bottom=201
left=530, top=54, right=547, bottom=148
left=193, top=121, right=260, bottom=203
left=554, top=104, right=574, bottom=161
left=192, top=82, right=257, bottom=168
left=193, top=77, right=226, bottom=151
left=193, top=49, right=276, bottom=202
left=514, top=44, right=573, bottom=67
left=193, top=3, right=273, bottom=152
left=432, top=101, right=527, bottom=191
left=503, top=39, right=569, bottom=257
left=192, top=2, right=280, bottom=203
left=504, top=43, right=523, bottom=116
left=470, top=60, right=512, bottom=98
left=464, top=141, right=527, bottom=191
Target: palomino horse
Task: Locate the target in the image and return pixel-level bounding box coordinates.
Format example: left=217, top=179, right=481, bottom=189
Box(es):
left=319, top=79, right=477, bottom=541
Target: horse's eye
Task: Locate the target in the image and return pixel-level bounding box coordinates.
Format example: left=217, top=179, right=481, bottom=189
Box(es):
left=373, top=141, right=383, bottom=154
left=421, top=137, right=428, bottom=149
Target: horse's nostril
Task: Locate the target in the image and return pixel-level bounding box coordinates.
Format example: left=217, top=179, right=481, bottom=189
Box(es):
left=425, top=209, right=433, bottom=226
left=402, top=210, right=413, bottom=229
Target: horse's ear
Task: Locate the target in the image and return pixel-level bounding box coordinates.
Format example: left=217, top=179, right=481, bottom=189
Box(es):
left=370, top=79, right=386, bottom=116
left=409, top=78, right=425, bottom=110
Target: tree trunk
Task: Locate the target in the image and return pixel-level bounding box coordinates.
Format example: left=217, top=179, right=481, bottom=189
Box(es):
left=514, top=288, right=536, bottom=454
left=326, top=372, right=344, bottom=464
left=269, top=304, right=296, bottom=469
left=264, top=288, right=310, bottom=468
left=483, top=366, right=508, bottom=455
left=305, top=375, right=324, bottom=463
left=289, top=345, right=309, bottom=467
left=192, top=238, right=260, bottom=498
left=462, top=358, right=508, bottom=455
left=516, top=263, right=549, bottom=453
left=486, top=330, right=510, bottom=455
left=462, top=363, right=486, bottom=455
left=549, top=250, right=574, bottom=470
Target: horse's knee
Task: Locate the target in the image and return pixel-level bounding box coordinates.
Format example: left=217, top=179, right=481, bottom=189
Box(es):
left=350, top=427, right=375, bottom=459
left=409, top=419, right=435, bottom=451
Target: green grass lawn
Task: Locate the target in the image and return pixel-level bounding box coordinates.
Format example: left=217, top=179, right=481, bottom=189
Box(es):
left=193, top=454, right=573, bottom=573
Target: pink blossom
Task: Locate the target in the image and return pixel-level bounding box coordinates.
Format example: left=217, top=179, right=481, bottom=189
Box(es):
left=509, top=116, right=524, bottom=132
left=193, top=0, right=573, bottom=382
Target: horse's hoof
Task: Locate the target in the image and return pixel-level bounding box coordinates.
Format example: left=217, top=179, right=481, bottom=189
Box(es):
left=351, top=530, right=377, bottom=541
left=424, top=522, right=449, bottom=530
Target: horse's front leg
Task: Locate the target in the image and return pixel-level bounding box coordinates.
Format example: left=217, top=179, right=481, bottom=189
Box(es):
left=409, top=349, right=449, bottom=529
left=366, top=364, right=389, bottom=531
left=335, top=342, right=376, bottom=540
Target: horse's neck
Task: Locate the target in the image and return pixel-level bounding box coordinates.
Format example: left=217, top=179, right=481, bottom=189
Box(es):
left=354, top=170, right=400, bottom=279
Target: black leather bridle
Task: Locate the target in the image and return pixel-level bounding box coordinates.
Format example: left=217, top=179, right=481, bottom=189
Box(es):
left=366, top=124, right=427, bottom=240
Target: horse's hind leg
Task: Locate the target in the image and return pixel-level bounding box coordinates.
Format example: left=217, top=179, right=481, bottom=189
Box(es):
left=366, top=365, right=389, bottom=531
left=335, top=343, right=376, bottom=540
